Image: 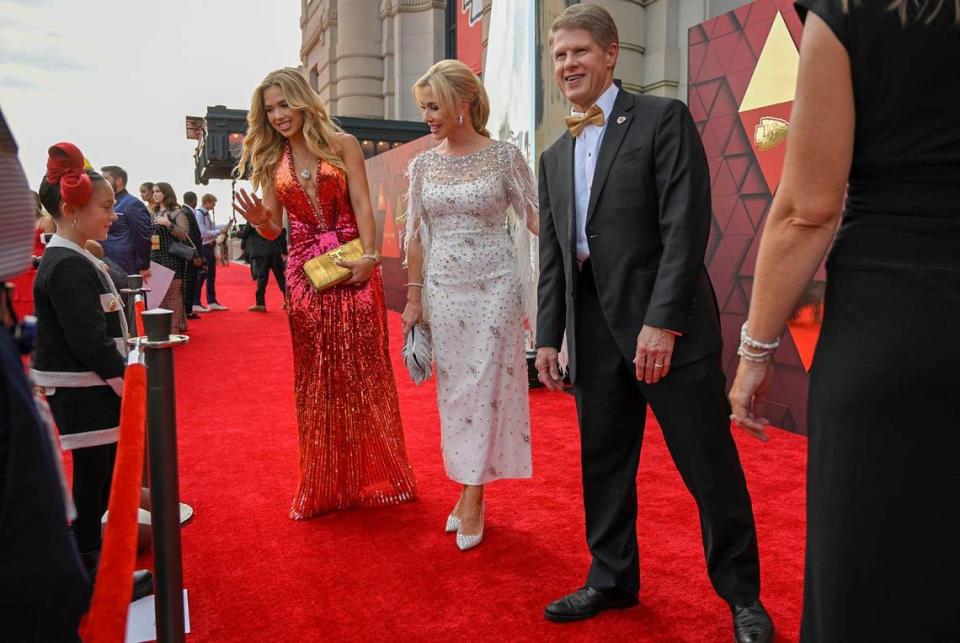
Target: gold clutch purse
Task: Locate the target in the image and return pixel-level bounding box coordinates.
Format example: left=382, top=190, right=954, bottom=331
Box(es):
left=303, top=238, right=364, bottom=291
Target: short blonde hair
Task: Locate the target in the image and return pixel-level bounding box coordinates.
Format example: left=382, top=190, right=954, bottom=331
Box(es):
left=550, top=4, right=619, bottom=48
left=413, top=59, right=491, bottom=138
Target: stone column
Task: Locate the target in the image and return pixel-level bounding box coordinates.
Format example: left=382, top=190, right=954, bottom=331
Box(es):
left=334, top=0, right=385, bottom=117
left=381, top=0, right=447, bottom=121
left=300, top=0, right=338, bottom=111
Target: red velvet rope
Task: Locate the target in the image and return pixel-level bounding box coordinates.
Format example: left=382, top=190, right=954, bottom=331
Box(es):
left=79, top=364, right=147, bottom=642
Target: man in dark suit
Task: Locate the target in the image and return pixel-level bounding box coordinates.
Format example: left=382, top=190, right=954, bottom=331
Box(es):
left=237, top=223, right=287, bottom=312
left=100, top=165, right=152, bottom=276
left=181, top=192, right=204, bottom=320
left=535, top=7, right=772, bottom=642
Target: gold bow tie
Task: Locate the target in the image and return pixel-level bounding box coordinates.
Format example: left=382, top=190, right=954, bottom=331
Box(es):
left=565, top=104, right=604, bottom=137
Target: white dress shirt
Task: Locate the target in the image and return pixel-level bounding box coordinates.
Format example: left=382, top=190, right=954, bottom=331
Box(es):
left=572, top=82, right=619, bottom=262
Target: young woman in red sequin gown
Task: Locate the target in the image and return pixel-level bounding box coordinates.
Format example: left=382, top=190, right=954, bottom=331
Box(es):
left=233, top=68, right=416, bottom=519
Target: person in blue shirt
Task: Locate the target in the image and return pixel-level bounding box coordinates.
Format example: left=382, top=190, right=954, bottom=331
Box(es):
left=193, top=193, right=229, bottom=312
left=100, top=165, right=152, bottom=276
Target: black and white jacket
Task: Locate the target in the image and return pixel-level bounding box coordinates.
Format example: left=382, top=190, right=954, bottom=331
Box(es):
left=31, top=235, right=129, bottom=450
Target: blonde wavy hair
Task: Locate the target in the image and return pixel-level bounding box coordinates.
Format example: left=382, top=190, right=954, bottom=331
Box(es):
left=236, top=67, right=344, bottom=190
left=413, top=60, right=491, bottom=138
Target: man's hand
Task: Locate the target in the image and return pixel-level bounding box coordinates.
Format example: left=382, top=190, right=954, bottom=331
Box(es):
left=535, top=347, right=564, bottom=392
left=634, top=325, right=675, bottom=384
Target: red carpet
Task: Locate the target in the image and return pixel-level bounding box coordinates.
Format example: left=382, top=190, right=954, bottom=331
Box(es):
left=169, top=263, right=806, bottom=642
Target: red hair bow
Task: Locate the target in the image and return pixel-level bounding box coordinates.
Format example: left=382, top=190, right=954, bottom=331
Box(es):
left=45, top=142, right=93, bottom=207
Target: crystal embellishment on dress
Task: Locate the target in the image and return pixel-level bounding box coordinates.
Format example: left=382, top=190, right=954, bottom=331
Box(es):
left=402, top=139, right=538, bottom=486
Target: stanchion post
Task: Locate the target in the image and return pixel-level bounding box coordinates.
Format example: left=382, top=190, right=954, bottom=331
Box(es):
left=140, top=309, right=188, bottom=643
left=122, top=274, right=150, bottom=484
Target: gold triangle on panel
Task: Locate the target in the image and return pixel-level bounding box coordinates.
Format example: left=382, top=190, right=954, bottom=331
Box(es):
left=738, top=13, right=799, bottom=113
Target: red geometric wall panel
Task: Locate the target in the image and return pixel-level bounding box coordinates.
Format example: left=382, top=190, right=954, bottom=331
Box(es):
left=690, top=0, right=818, bottom=433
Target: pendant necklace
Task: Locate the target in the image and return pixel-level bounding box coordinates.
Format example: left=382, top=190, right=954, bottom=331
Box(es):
left=299, top=167, right=311, bottom=181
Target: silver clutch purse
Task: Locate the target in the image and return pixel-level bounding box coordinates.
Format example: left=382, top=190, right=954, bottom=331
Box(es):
left=403, top=324, right=433, bottom=385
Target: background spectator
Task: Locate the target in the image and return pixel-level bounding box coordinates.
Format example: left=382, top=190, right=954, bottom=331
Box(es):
left=181, top=192, right=204, bottom=321
left=139, top=182, right=157, bottom=215
left=238, top=221, right=287, bottom=312
left=193, top=193, right=229, bottom=312
left=150, top=182, right=191, bottom=332
left=100, top=165, right=153, bottom=277
left=0, top=119, right=90, bottom=640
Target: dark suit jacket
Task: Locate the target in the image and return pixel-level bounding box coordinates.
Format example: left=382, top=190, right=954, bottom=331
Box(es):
left=536, top=88, right=722, bottom=382
left=103, top=191, right=152, bottom=274
left=182, top=205, right=203, bottom=253
left=237, top=223, right=287, bottom=258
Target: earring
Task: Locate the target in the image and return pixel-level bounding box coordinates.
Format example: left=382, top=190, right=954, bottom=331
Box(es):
left=71, top=219, right=77, bottom=228
left=457, top=114, right=464, bottom=126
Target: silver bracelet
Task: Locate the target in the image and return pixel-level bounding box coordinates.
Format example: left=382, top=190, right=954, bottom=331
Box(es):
left=405, top=282, right=423, bottom=288
left=737, top=344, right=774, bottom=363
left=252, top=220, right=269, bottom=230
left=740, top=321, right=780, bottom=351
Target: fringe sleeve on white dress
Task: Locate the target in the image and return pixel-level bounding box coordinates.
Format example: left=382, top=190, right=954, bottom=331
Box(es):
left=402, top=153, right=432, bottom=318
left=502, top=142, right=539, bottom=334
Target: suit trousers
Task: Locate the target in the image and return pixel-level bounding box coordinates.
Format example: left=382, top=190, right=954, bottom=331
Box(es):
left=71, top=442, right=117, bottom=554
left=573, top=266, right=760, bottom=605
left=195, top=244, right=218, bottom=306
left=252, top=254, right=287, bottom=306
left=183, top=261, right=197, bottom=313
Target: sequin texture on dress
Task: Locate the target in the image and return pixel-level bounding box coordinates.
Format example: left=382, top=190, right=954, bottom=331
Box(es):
left=404, top=140, right=538, bottom=485
left=275, top=143, right=416, bottom=518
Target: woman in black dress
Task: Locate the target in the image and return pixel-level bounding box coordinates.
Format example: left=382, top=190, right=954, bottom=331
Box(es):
left=149, top=182, right=191, bottom=332
left=728, top=1, right=959, bottom=640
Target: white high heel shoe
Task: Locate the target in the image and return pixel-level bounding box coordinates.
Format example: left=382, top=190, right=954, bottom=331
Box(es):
left=445, top=498, right=462, bottom=533
left=445, top=514, right=461, bottom=533
left=456, top=503, right=484, bottom=551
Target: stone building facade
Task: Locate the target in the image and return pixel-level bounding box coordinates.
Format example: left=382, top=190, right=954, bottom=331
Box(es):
left=299, top=0, right=752, bottom=119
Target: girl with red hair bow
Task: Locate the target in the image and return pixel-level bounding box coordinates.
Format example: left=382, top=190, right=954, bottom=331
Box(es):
left=31, top=143, right=151, bottom=599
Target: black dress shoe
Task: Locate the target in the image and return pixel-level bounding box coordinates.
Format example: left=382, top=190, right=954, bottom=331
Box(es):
left=733, top=600, right=774, bottom=643
left=132, top=569, right=154, bottom=602
left=544, top=586, right=639, bottom=622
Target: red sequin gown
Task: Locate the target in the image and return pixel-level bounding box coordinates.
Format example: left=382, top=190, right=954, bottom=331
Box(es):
left=274, top=143, right=416, bottom=519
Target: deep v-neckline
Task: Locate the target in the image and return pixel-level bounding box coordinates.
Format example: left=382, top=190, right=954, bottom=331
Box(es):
left=286, top=145, right=325, bottom=227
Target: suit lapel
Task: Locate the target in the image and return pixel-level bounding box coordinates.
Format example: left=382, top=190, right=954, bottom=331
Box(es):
left=560, top=133, right=577, bottom=252
left=586, top=90, right=635, bottom=224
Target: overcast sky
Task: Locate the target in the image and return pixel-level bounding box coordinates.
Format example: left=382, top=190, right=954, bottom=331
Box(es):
left=0, top=0, right=300, bottom=222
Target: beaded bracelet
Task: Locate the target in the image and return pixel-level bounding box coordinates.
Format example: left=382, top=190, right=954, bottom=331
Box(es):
left=737, top=344, right=774, bottom=363
left=740, top=321, right=780, bottom=351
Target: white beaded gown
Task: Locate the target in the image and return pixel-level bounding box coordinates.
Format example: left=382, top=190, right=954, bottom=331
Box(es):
left=405, top=140, right=538, bottom=485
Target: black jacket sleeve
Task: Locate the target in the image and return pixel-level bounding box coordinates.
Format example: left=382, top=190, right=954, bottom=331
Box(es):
left=536, top=152, right=566, bottom=350
left=46, top=256, right=125, bottom=381
left=128, top=199, right=154, bottom=271
left=644, top=99, right=712, bottom=333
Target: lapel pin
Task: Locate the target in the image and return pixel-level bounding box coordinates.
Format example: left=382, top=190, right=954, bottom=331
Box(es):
left=616, top=116, right=627, bottom=125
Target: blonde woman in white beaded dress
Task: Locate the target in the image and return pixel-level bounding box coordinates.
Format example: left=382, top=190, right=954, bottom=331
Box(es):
left=402, top=59, right=539, bottom=551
